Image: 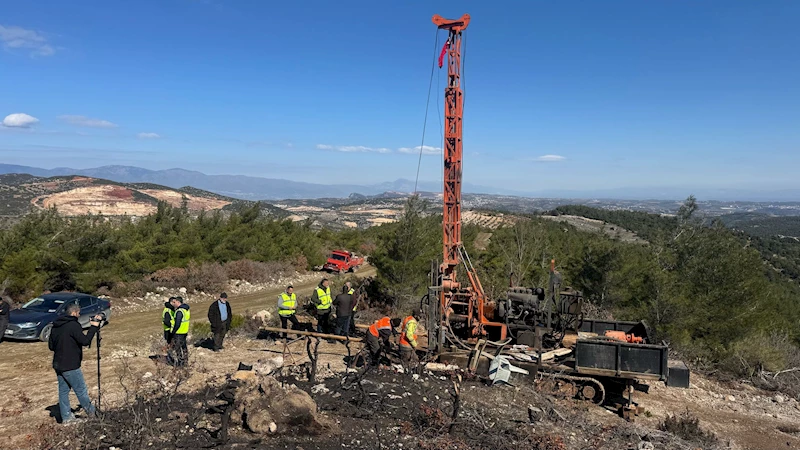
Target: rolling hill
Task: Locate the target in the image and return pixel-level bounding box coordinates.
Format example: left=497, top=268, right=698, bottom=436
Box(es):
left=0, top=174, right=290, bottom=219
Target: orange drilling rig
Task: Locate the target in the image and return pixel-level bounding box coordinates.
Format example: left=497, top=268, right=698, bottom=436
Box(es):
left=426, top=13, right=508, bottom=351
left=424, top=14, right=594, bottom=354
left=421, top=13, right=687, bottom=410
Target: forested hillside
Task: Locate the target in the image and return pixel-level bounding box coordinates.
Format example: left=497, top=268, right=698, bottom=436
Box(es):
left=555, top=203, right=800, bottom=282
left=2, top=196, right=799, bottom=384
left=719, top=213, right=800, bottom=238
left=367, top=197, right=800, bottom=382
left=0, top=203, right=333, bottom=299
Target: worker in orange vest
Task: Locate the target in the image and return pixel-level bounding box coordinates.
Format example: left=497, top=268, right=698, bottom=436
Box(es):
left=399, top=309, right=422, bottom=370
left=365, top=316, right=398, bottom=366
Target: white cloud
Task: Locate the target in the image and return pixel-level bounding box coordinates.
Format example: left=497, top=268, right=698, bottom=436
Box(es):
left=535, top=154, right=566, bottom=162
left=58, top=115, right=118, bottom=128
left=398, top=145, right=442, bottom=155
left=137, top=132, right=161, bottom=139
left=316, top=144, right=391, bottom=154
left=0, top=25, right=55, bottom=57
left=2, top=113, right=39, bottom=128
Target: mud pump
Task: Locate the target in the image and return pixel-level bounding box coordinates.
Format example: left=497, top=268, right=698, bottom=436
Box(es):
left=421, top=13, right=689, bottom=414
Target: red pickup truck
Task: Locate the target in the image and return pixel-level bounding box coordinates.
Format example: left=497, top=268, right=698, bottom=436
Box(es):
left=322, top=250, right=364, bottom=274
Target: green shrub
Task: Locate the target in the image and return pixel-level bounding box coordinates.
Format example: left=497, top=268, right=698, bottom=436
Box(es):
left=190, top=321, right=211, bottom=337
left=229, top=312, right=266, bottom=337
left=190, top=313, right=249, bottom=338
left=224, top=259, right=294, bottom=283
left=723, top=333, right=790, bottom=377
left=230, top=313, right=246, bottom=330
left=659, top=410, right=718, bottom=447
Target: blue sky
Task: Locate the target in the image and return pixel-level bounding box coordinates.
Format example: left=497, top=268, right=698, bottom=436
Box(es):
left=1, top=0, right=799, bottom=195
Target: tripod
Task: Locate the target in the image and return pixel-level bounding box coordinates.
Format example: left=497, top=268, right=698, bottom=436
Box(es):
left=94, top=324, right=102, bottom=413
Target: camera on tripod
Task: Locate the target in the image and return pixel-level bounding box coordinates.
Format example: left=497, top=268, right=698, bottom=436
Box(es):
left=93, top=312, right=108, bottom=327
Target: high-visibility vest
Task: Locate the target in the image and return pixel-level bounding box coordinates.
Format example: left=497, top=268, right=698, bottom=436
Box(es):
left=173, top=308, right=191, bottom=335
left=349, top=288, right=357, bottom=311
left=399, top=316, right=418, bottom=348
left=278, top=292, right=297, bottom=316
left=162, top=307, right=175, bottom=331
left=369, top=317, right=392, bottom=338
left=316, top=287, right=332, bottom=310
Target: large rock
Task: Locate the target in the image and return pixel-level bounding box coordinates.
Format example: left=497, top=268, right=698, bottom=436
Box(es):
left=254, top=356, right=284, bottom=376
left=230, top=371, right=336, bottom=436
left=252, top=310, right=272, bottom=324
left=272, top=390, right=317, bottom=426
left=244, top=400, right=276, bottom=434
left=232, top=370, right=257, bottom=382
left=258, top=374, right=282, bottom=396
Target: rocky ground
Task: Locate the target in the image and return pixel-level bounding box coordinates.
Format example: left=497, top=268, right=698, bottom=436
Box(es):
left=110, top=271, right=322, bottom=315
left=24, top=340, right=718, bottom=450
left=1, top=269, right=800, bottom=449
left=5, top=330, right=800, bottom=450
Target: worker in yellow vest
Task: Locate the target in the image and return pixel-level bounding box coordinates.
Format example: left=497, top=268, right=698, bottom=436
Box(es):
left=399, top=309, right=422, bottom=370
left=311, top=278, right=332, bottom=334
left=346, top=281, right=359, bottom=336
left=162, top=297, right=176, bottom=343
left=168, top=296, right=190, bottom=367
left=277, top=285, right=300, bottom=340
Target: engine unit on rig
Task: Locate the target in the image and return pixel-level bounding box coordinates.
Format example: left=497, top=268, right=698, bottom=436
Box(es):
left=497, top=284, right=584, bottom=349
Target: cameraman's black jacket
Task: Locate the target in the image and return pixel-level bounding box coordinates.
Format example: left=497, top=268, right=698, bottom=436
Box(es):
left=48, top=315, right=98, bottom=373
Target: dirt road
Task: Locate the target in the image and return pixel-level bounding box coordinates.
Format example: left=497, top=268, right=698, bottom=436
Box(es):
left=1, top=263, right=799, bottom=449
left=0, top=267, right=375, bottom=448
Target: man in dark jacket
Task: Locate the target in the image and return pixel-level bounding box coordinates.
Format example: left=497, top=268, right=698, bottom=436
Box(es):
left=345, top=282, right=360, bottom=336
left=168, top=297, right=190, bottom=367
left=332, top=285, right=353, bottom=337
left=207, top=292, right=232, bottom=351
left=48, top=303, right=101, bottom=423
left=0, top=296, right=10, bottom=343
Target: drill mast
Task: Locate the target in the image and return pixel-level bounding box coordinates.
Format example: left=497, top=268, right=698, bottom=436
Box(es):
left=433, top=14, right=506, bottom=346
left=434, top=13, right=469, bottom=286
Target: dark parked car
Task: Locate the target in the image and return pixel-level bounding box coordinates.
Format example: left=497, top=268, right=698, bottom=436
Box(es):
left=4, top=293, right=112, bottom=342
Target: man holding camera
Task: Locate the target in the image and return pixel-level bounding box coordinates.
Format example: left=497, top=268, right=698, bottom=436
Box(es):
left=48, top=303, right=102, bottom=423
left=0, top=296, right=10, bottom=344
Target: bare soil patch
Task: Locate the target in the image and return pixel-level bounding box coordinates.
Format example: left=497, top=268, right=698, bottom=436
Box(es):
left=139, top=189, right=230, bottom=211
left=462, top=210, right=517, bottom=229
left=37, top=185, right=156, bottom=216
left=540, top=214, right=644, bottom=243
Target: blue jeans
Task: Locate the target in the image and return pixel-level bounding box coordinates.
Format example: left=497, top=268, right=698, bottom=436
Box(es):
left=334, top=315, right=351, bottom=336
left=57, top=368, right=95, bottom=422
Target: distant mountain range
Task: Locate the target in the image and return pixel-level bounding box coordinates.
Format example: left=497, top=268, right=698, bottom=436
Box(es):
left=0, top=164, right=798, bottom=202
left=0, top=164, right=517, bottom=200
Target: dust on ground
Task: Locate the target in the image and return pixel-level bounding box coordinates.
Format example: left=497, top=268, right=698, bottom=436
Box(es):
left=1, top=262, right=799, bottom=449
left=112, top=270, right=322, bottom=315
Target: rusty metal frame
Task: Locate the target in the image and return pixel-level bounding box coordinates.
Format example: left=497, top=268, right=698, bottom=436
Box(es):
left=433, top=14, right=507, bottom=345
